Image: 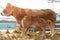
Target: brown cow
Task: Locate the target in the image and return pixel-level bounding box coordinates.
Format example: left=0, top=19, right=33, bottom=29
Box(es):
left=1, top=3, right=56, bottom=39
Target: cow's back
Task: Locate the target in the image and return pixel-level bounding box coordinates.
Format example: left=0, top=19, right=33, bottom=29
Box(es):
left=25, top=9, right=56, bottom=23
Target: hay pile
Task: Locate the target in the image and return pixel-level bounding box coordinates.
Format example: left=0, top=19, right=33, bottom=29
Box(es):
left=0, top=29, right=60, bottom=40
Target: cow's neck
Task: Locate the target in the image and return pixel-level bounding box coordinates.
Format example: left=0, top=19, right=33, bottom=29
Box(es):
left=13, top=8, right=26, bottom=23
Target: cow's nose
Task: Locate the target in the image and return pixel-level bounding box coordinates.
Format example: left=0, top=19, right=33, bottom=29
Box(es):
left=1, top=13, right=3, bottom=16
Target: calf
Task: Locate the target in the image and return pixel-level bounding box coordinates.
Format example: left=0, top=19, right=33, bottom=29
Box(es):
left=1, top=3, right=56, bottom=39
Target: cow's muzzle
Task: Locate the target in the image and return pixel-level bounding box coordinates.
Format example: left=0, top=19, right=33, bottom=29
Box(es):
left=1, top=13, right=4, bottom=16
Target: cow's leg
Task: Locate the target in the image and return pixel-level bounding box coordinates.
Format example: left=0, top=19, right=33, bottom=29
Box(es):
left=50, top=23, right=55, bottom=37
left=22, top=27, right=28, bottom=37
left=21, top=18, right=30, bottom=38
left=47, top=20, right=55, bottom=37
left=49, top=24, right=55, bottom=40
left=49, top=21, right=55, bottom=37
left=39, top=18, right=47, bottom=40
left=41, top=29, right=46, bottom=40
left=21, top=19, right=27, bottom=37
left=38, top=28, right=46, bottom=40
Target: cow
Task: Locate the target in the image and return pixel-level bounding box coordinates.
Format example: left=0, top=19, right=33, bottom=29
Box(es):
left=1, top=3, right=56, bottom=40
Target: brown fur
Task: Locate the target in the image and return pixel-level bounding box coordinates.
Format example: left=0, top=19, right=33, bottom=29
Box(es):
left=1, top=3, right=56, bottom=39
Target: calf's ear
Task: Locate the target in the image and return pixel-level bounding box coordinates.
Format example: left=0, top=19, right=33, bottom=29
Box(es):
left=6, top=3, right=12, bottom=9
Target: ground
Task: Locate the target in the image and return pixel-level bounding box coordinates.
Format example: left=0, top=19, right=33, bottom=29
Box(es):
left=0, top=29, right=60, bottom=40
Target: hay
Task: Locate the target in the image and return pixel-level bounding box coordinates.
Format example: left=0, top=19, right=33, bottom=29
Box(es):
left=0, top=29, right=59, bottom=40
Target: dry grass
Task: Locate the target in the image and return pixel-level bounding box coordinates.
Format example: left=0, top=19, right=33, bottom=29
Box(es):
left=0, top=29, right=60, bottom=40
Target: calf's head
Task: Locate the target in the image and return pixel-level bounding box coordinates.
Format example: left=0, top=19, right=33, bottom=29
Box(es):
left=1, top=3, right=14, bottom=16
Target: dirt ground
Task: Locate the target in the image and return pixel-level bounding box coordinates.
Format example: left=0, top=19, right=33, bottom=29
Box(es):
left=0, top=29, right=60, bottom=40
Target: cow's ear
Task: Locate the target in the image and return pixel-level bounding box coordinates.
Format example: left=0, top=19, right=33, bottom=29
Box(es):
left=7, top=3, right=11, bottom=5
left=6, top=3, right=12, bottom=8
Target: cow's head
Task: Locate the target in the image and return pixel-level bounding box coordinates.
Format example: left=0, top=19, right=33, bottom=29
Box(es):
left=1, top=3, right=14, bottom=16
